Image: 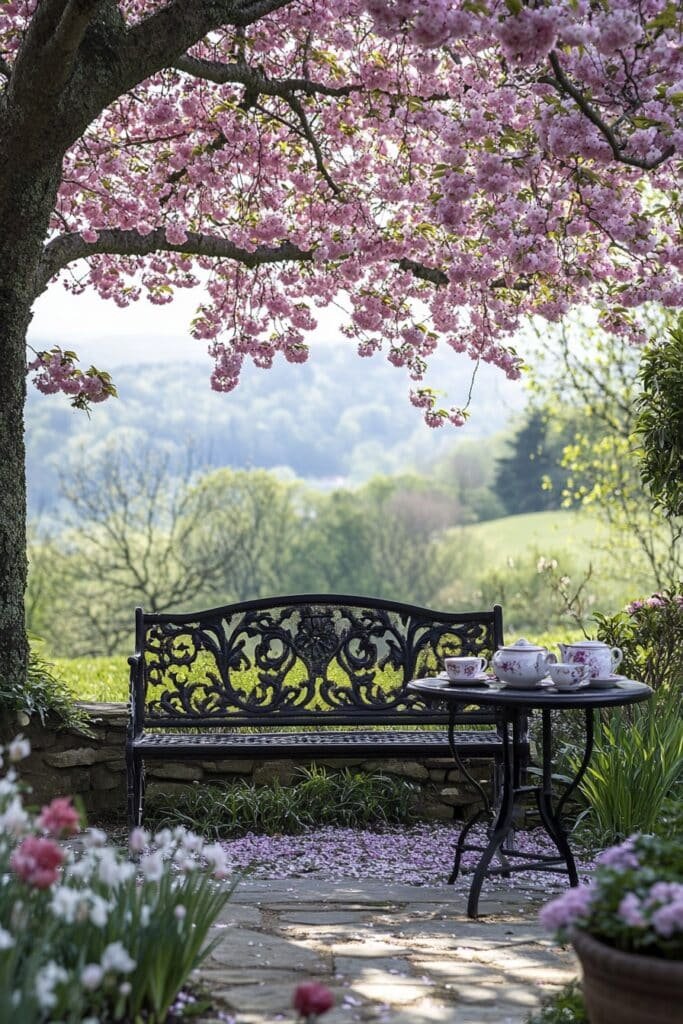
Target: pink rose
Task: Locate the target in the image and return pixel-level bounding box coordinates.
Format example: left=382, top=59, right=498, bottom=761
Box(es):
left=11, top=836, right=64, bottom=889
left=37, top=798, right=81, bottom=838
left=293, top=982, right=334, bottom=1019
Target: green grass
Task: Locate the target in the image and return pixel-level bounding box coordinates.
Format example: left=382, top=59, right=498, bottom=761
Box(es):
left=461, top=509, right=608, bottom=556
left=52, top=655, right=130, bottom=702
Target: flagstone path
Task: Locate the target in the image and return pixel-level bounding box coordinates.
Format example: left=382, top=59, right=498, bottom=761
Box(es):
left=198, top=877, right=578, bottom=1024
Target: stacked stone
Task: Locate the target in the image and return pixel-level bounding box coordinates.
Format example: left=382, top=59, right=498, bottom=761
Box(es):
left=0, top=704, right=491, bottom=821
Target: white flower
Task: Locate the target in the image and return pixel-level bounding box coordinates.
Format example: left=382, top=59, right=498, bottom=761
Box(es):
left=96, top=848, right=134, bottom=887
left=83, top=828, right=108, bottom=848
left=89, top=895, right=111, bottom=928
left=81, top=964, right=104, bottom=990
left=8, top=736, right=30, bottom=763
left=0, top=772, right=18, bottom=796
left=119, top=981, right=132, bottom=997
left=0, top=926, right=14, bottom=950
left=50, top=886, right=82, bottom=923
left=174, top=904, right=187, bottom=920
left=140, top=904, right=151, bottom=927
left=140, top=850, right=164, bottom=882
left=181, top=831, right=204, bottom=854
left=101, top=941, right=136, bottom=975
left=128, top=827, right=149, bottom=854
left=203, top=842, right=229, bottom=877
left=82, top=1017, right=100, bottom=1024
left=35, top=961, right=68, bottom=1010
left=0, top=796, right=30, bottom=837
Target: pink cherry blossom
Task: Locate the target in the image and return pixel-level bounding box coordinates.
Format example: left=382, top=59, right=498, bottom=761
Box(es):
left=0, top=1, right=677, bottom=427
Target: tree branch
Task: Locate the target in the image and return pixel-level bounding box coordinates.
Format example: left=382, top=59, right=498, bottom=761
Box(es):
left=542, top=51, right=674, bottom=172
left=37, top=230, right=534, bottom=299
left=36, top=228, right=314, bottom=293
left=397, top=258, right=530, bottom=292
left=398, top=257, right=448, bottom=287
left=10, top=0, right=104, bottom=106
left=174, top=54, right=360, bottom=99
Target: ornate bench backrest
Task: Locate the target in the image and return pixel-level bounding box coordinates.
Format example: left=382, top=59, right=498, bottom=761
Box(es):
left=130, top=594, right=503, bottom=730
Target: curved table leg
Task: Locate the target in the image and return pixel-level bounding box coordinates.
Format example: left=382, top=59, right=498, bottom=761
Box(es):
left=535, top=707, right=595, bottom=887
left=556, top=707, right=595, bottom=821
left=448, top=807, right=484, bottom=884
left=448, top=710, right=491, bottom=815
left=466, top=715, right=515, bottom=918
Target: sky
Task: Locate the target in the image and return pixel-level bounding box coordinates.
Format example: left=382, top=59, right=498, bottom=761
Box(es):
left=29, top=277, right=224, bottom=367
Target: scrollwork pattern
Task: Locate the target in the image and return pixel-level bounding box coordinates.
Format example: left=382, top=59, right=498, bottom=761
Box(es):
left=142, top=600, right=495, bottom=721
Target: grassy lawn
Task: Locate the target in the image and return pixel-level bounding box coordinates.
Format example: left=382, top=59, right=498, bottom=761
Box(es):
left=52, top=655, right=130, bottom=702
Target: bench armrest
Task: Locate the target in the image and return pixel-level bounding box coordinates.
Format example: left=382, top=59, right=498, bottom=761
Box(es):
left=127, top=653, right=144, bottom=737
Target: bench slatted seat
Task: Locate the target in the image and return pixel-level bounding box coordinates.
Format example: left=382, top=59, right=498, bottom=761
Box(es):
left=126, top=594, right=508, bottom=829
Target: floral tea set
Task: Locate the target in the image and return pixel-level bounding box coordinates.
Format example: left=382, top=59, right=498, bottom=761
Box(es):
left=444, top=638, right=624, bottom=691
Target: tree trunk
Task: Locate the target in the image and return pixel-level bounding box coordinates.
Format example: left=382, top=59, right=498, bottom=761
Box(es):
left=0, top=158, right=62, bottom=686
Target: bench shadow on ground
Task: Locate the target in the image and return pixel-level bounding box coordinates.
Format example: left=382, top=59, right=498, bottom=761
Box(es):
left=198, top=877, right=578, bottom=1024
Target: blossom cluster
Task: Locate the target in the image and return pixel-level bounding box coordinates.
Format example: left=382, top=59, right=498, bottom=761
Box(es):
left=0, top=2, right=679, bottom=426
left=540, top=833, right=683, bottom=959
left=626, top=591, right=683, bottom=615
left=0, top=735, right=236, bottom=1024
left=27, top=347, right=118, bottom=413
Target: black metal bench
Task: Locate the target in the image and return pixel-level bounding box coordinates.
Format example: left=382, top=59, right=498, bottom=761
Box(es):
left=126, top=594, right=507, bottom=829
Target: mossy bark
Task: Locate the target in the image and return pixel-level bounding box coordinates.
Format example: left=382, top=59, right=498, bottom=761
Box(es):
left=0, top=159, right=61, bottom=685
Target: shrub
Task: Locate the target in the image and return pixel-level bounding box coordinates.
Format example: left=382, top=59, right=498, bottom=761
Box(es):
left=148, top=764, right=419, bottom=838
left=572, top=687, right=683, bottom=845
left=0, top=736, right=237, bottom=1023
left=525, top=981, right=587, bottom=1024
left=0, top=642, right=92, bottom=734
left=593, top=587, right=683, bottom=690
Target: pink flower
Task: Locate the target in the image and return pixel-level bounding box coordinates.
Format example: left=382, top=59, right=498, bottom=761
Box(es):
left=539, top=884, right=595, bottom=931
left=11, top=836, right=64, bottom=889
left=618, top=892, right=646, bottom=928
left=596, top=837, right=640, bottom=871
left=496, top=9, right=558, bottom=66
left=293, top=982, right=334, bottom=1019
left=37, top=798, right=81, bottom=838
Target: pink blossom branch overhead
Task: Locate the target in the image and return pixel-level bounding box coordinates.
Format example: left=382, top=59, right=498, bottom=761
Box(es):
left=1, top=1, right=679, bottom=427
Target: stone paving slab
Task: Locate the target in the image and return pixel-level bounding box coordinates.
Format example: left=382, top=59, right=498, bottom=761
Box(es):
left=198, top=878, right=578, bottom=1024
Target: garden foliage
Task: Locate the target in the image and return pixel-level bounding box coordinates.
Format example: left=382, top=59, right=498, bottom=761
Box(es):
left=594, top=588, right=683, bottom=690
left=148, top=765, right=419, bottom=838
left=541, top=834, right=683, bottom=960
left=0, top=737, right=236, bottom=1023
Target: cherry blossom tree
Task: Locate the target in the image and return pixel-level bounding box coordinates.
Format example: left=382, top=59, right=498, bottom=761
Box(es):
left=0, top=0, right=680, bottom=684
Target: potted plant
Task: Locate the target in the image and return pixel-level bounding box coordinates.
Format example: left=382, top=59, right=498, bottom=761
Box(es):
left=540, top=834, right=683, bottom=1024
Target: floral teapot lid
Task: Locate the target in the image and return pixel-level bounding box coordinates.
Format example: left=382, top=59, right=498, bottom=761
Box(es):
left=562, top=640, right=610, bottom=648
left=497, top=637, right=547, bottom=652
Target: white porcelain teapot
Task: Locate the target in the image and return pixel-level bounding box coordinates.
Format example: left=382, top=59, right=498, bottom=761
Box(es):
left=558, top=640, right=623, bottom=679
left=491, top=638, right=555, bottom=687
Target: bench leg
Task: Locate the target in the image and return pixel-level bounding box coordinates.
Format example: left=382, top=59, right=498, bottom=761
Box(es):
left=126, top=750, right=145, bottom=831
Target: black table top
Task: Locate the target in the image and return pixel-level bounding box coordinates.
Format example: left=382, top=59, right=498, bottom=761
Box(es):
left=408, top=677, right=652, bottom=711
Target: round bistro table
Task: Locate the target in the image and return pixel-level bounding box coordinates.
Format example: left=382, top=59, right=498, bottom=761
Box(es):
left=407, top=677, right=652, bottom=918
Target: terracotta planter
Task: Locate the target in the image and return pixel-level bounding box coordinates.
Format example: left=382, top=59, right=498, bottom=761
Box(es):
left=572, top=927, right=683, bottom=1024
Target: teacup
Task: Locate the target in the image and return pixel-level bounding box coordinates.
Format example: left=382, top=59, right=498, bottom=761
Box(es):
left=548, top=662, right=590, bottom=689
left=444, top=656, right=488, bottom=681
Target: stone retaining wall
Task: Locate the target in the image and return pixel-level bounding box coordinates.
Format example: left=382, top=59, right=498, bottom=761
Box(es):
left=0, top=703, right=493, bottom=823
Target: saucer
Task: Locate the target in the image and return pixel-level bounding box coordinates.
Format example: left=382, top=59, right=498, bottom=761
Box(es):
left=494, top=679, right=547, bottom=690
left=588, top=674, right=626, bottom=690
left=438, top=672, right=490, bottom=687
left=548, top=681, right=591, bottom=693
